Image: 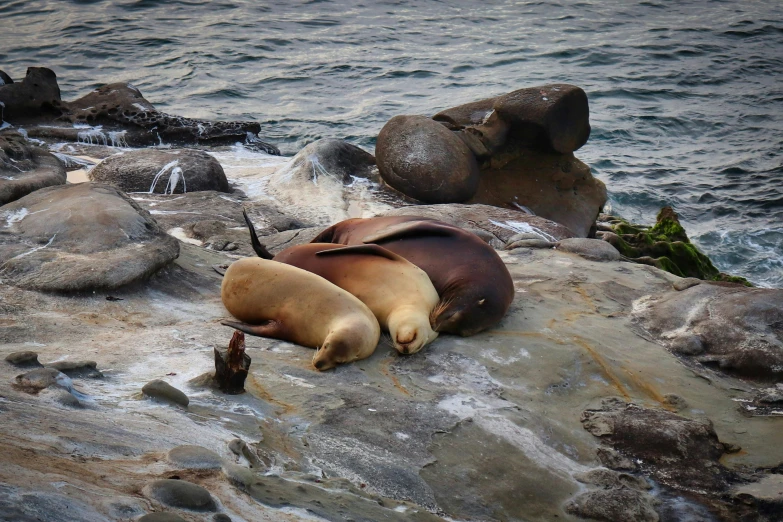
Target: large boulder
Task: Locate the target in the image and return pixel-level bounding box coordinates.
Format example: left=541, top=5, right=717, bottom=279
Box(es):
left=0, top=131, right=67, bottom=205
left=0, top=68, right=278, bottom=152
left=89, top=148, right=229, bottom=194
left=633, top=283, right=783, bottom=381
left=467, top=149, right=606, bottom=237
left=433, top=83, right=590, bottom=155
left=0, top=183, right=179, bottom=291
left=280, top=138, right=378, bottom=184
left=376, top=115, right=480, bottom=203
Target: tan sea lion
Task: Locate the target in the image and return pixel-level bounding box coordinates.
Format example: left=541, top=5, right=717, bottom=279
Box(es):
left=220, top=257, right=380, bottom=371
left=274, top=243, right=439, bottom=354
left=310, top=216, right=515, bottom=336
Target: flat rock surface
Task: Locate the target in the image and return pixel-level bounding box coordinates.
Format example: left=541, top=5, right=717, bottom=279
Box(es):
left=1, top=233, right=781, bottom=521
left=0, top=182, right=179, bottom=291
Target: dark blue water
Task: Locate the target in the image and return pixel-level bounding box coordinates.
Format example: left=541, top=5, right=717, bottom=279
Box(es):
left=1, top=0, right=782, bottom=286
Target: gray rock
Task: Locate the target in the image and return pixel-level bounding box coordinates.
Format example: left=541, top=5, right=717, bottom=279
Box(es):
left=757, top=384, right=783, bottom=404
left=633, top=284, right=783, bottom=380
left=565, top=488, right=659, bottom=522
left=138, top=513, right=188, bottom=522
left=279, top=138, right=378, bottom=184
left=14, top=368, right=70, bottom=392
left=0, top=67, right=63, bottom=121
left=39, top=387, right=82, bottom=408
left=167, top=445, right=222, bottom=470
left=555, top=238, right=621, bottom=261
left=89, top=148, right=229, bottom=194
left=213, top=514, right=232, bottom=522
left=0, top=131, right=67, bottom=206
left=143, top=479, right=217, bottom=512
left=142, top=380, right=189, bottom=407
left=45, top=360, right=102, bottom=378
left=0, top=183, right=179, bottom=292
left=733, top=474, right=783, bottom=511
left=376, top=115, right=480, bottom=203
left=5, top=351, right=41, bottom=367
left=506, top=239, right=554, bottom=250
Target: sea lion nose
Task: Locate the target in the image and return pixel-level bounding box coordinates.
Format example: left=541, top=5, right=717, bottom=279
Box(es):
left=314, top=359, right=326, bottom=370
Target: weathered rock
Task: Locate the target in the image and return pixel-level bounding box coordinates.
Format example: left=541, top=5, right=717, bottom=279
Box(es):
left=556, top=238, right=621, bottom=262
left=434, top=84, right=591, bottom=154
left=0, top=183, right=179, bottom=291
left=14, top=368, right=70, bottom=393
left=139, top=513, right=189, bottom=522
left=381, top=202, right=575, bottom=244
left=89, top=149, right=229, bottom=194
left=376, top=115, right=480, bottom=203
left=142, top=380, right=189, bottom=407
left=143, top=479, right=216, bottom=511
left=167, top=445, right=222, bottom=470
left=733, top=474, right=783, bottom=515
left=0, top=67, right=63, bottom=121
left=0, top=131, right=67, bottom=205
left=633, top=284, right=783, bottom=380
left=581, top=400, right=734, bottom=492
left=214, top=331, right=251, bottom=394
left=0, top=68, right=278, bottom=152
left=278, top=138, right=378, bottom=184
left=5, top=351, right=41, bottom=367
left=0, top=69, right=13, bottom=85
left=467, top=149, right=606, bottom=237
left=565, top=488, right=659, bottom=522
left=213, top=515, right=232, bottom=522
left=597, top=209, right=752, bottom=284
left=45, top=360, right=102, bottom=379
left=757, top=384, right=783, bottom=404
left=39, top=387, right=82, bottom=408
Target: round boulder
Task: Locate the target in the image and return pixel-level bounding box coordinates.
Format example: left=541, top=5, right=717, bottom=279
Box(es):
left=1, top=131, right=67, bottom=206
left=280, top=138, right=378, bottom=184
left=376, top=115, right=479, bottom=203
left=142, top=379, right=189, bottom=407
left=89, top=148, right=229, bottom=194
left=143, top=479, right=216, bottom=511
left=167, top=445, right=222, bottom=470
left=0, top=183, right=179, bottom=291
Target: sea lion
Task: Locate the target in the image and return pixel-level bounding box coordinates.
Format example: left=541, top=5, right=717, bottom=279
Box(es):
left=220, top=257, right=380, bottom=371
left=274, top=243, right=439, bottom=354
left=310, top=216, right=515, bottom=336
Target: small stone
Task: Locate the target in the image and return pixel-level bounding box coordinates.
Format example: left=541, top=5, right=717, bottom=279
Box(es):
left=673, top=278, right=702, bottom=291
left=663, top=394, right=688, bottom=411
left=669, top=335, right=704, bottom=356
left=142, top=380, right=189, bottom=407
left=5, top=351, right=42, bottom=367
left=143, top=479, right=217, bottom=511
left=555, top=238, right=621, bottom=262
left=139, top=513, right=189, bottom=522
left=14, top=368, right=70, bottom=392
left=39, top=387, right=81, bottom=408
left=167, top=445, right=223, bottom=470
left=223, top=243, right=238, bottom=251
left=213, top=514, right=233, bottom=522
left=506, top=239, right=555, bottom=250
left=46, top=360, right=103, bottom=378
left=228, top=439, right=245, bottom=456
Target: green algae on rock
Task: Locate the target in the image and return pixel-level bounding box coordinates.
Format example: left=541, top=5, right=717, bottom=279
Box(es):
left=596, top=207, right=752, bottom=285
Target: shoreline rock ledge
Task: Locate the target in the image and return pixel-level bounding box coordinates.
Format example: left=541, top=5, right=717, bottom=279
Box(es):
left=375, top=83, right=605, bottom=237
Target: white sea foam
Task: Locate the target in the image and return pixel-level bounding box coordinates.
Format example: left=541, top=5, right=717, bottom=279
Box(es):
left=489, top=219, right=558, bottom=242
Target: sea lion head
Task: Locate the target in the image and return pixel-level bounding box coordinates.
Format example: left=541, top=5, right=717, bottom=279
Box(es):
left=388, top=306, right=439, bottom=355
left=312, top=316, right=379, bottom=371
left=431, top=293, right=502, bottom=337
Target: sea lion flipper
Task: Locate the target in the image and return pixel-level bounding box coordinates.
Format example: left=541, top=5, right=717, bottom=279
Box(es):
left=242, top=207, right=274, bottom=259
left=314, top=244, right=405, bottom=262
left=361, top=220, right=457, bottom=244
left=221, top=319, right=283, bottom=339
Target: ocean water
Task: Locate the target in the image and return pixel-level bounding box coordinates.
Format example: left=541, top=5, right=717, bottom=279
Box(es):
left=1, top=0, right=781, bottom=287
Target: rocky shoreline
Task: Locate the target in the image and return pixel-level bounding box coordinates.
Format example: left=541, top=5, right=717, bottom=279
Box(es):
left=1, top=68, right=782, bottom=521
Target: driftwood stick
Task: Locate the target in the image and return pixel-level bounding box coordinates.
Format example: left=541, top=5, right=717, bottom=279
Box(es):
left=214, top=330, right=251, bottom=394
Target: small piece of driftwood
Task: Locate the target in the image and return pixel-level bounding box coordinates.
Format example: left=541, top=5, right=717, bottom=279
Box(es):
left=214, top=330, right=251, bottom=394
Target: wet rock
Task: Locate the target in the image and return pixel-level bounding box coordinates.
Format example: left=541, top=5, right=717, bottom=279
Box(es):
left=506, top=239, right=554, bottom=250
left=376, top=115, right=480, bottom=203
left=0, top=67, right=63, bottom=121
left=89, top=148, right=229, bottom=194
left=467, top=149, right=606, bottom=237
left=278, top=138, right=378, bottom=184
left=555, top=238, right=620, bottom=261
left=14, top=368, right=70, bottom=393
left=633, top=284, right=783, bottom=380
left=0, top=183, right=179, bottom=291
left=187, top=220, right=228, bottom=241
left=381, top=202, right=575, bottom=244
left=434, top=83, right=591, bottom=154
left=39, top=387, right=82, bottom=408
left=138, top=513, right=189, bottom=522
left=757, top=384, right=783, bottom=404
left=167, top=445, right=222, bottom=470
left=0, top=69, right=13, bottom=85
left=565, top=488, right=659, bottom=522
left=143, top=479, right=217, bottom=511
left=1, top=68, right=278, bottom=152
left=45, top=360, right=102, bottom=378
left=597, top=209, right=752, bottom=284
left=5, top=351, right=42, bottom=367
left=733, top=474, right=783, bottom=514
left=212, top=514, right=232, bottom=522
left=0, top=130, right=67, bottom=205
left=581, top=400, right=733, bottom=493
left=142, top=380, right=189, bottom=407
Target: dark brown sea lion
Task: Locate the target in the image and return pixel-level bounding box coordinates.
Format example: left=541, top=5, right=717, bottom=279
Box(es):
left=274, top=243, right=439, bottom=354
left=310, top=216, right=515, bottom=336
